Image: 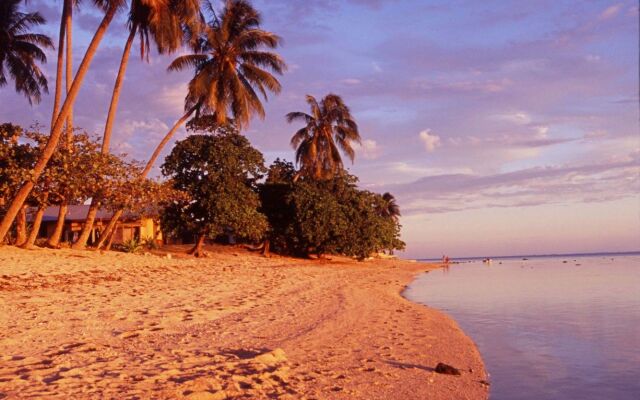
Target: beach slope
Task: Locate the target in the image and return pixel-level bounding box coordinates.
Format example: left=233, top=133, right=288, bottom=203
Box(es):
left=0, top=246, right=487, bottom=399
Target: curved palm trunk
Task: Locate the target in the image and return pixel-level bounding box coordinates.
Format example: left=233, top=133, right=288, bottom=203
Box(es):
left=94, top=209, right=123, bottom=249
left=23, top=195, right=49, bottom=249
left=0, top=5, right=119, bottom=244
left=87, top=106, right=196, bottom=250
left=65, top=3, right=74, bottom=139
left=50, top=0, right=69, bottom=129
left=73, top=27, right=137, bottom=250
left=50, top=5, right=74, bottom=248
left=105, top=222, right=118, bottom=251
left=71, top=205, right=99, bottom=249
left=141, top=105, right=198, bottom=178
left=14, top=205, right=28, bottom=246
left=102, top=27, right=136, bottom=154
left=46, top=203, right=67, bottom=247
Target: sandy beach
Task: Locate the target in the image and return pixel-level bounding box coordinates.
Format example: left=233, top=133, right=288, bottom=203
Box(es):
left=0, top=246, right=487, bottom=399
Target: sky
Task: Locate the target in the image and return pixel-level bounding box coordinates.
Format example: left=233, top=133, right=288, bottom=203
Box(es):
left=1, top=0, right=638, bottom=258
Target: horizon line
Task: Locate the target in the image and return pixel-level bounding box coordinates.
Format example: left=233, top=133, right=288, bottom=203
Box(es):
left=415, top=250, right=640, bottom=261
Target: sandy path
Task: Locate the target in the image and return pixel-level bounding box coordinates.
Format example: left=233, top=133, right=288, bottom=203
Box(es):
left=0, top=246, right=488, bottom=399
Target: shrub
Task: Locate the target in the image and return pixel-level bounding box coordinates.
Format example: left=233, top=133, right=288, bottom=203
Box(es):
left=141, top=236, right=158, bottom=250
left=260, top=161, right=405, bottom=259
left=121, top=238, right=143, bottom=254
left=160, top=124, right=268, bottom=256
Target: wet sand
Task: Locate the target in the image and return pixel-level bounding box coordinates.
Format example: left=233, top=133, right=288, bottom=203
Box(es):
left=0, top=245, right=487, bottom=399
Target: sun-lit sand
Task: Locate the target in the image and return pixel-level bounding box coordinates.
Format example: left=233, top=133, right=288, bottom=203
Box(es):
left=0, top=245, right=487, bottom=399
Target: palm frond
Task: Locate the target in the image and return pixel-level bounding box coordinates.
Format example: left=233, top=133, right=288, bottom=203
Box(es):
left=167, top=54, right=209, bottom=71
left=240, top=51, right=286, bottom=74
left=285, top=111, right=313, bottom=124
left=0, top=0, right=51, bottom=104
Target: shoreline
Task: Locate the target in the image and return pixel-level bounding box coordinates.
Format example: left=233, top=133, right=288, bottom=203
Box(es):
left=0, top=246, right=488, bottom=399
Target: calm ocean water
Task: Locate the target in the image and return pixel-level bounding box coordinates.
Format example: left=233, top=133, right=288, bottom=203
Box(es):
left=404, top=253, right=640, bottom=400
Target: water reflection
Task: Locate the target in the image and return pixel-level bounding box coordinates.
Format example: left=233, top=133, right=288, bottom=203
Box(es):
left=405, top=255, right=640, bottom=400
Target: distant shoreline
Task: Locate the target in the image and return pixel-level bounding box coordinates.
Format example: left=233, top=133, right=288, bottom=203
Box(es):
left=417, top=250, right=640, bottom=262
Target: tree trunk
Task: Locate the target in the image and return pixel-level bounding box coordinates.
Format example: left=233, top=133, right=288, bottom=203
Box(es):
left=65, top=3, right=74, bottom=140
left=102, top=27, right=136, bottom=153
left=71, top=204, right=99, bottom=249
left=141, top=105, right=198, bottom=178
left=0, top=6, right=119, bottom=244
left=50, top=1, right=68, bottom=129
left=261, top=239, right=271, bottom=257
left=91, top=105, right=198, bottom=248
left=46, top=202, right=68, bottom=248
left=94, top=209, right=123, bottom=249
left=14, top=205, right=28, bottom=246
left=23, top=203, right=47, bottom=249
left=187, top=233, right=207, bottom=258
left=105, top=223, right=118, bottom=251
left=75, top=27, right=137, bottom=249
left=77, top=98, right=196, bottom=250
left=47, top=6, right=74, bottom=249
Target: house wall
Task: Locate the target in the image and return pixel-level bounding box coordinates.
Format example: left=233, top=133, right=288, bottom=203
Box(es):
left=142, top=218, right=163, bottom=242
left=36, top=217, right=163, bottom=246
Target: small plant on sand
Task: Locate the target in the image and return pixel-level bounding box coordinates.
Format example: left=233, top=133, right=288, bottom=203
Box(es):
left=141, top=236, right=158, bottom=250
left=121, top=238, right=143, bottom=254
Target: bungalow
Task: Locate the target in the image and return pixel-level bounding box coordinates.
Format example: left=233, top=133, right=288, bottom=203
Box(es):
left=28, top=205, right=161, bottom=246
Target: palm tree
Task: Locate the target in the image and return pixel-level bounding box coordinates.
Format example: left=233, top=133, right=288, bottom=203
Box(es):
left=141, top=0, right=286, bottom=178
left=0, top=0, right=53, bottom=105
left=72, top=0, right=203, bottom=249
left=101, top=0, right=202, bottom=154
left=46, top=0, right=77, bottom=248
left=379, top=192, right=401, bottom=221
left=0, top=0, right=128, bottom=243
left=287, top=94, right=361, bottom=181
left=93, top=0, right=286, bottom=249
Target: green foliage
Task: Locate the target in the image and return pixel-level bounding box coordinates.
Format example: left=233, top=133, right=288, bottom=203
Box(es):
left=120, top=238, right=143, bottom=254
left=259, top=161, right=405, bottom=259
left=29, top=128, right=115, bottom=208
left=0, top=124, right=36, bottom=212
left=1, top=122, right=172, bottom=225
left=288, top=179, right=349, bottom=255
left=141, top=236, right=158, bottom=250
left=161, top=123, right=268, bottom=243
left=258, top=159, right=298, bottom=252
left=337, top=187, right=405, bottom=258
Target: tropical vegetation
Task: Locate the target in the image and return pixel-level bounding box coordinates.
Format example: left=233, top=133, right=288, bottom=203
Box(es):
left=160, top=122, right=267, bottom=257
left=287, top=94, right=361, bottom=181
left=0, top=0, right=53, bottom=105
left=0, top=0, right=404, bottom=260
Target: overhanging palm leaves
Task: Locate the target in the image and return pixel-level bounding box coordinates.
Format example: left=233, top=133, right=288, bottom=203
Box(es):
left=0, top=0, right=53, bottom=104
left=287, top=94, right=361, bottom=180
left=168, top=0, right=286, bottom=130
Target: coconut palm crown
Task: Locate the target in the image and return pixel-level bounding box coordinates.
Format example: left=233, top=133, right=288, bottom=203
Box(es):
left=287, top=94, right=361, bottom=180
left=168, top=0, right=286, bottom=129
left=380, top=192, right=401, bottom=221
left=0, top=0, right=53, bottom=104
left=130, top=0, right=203, bottom=60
